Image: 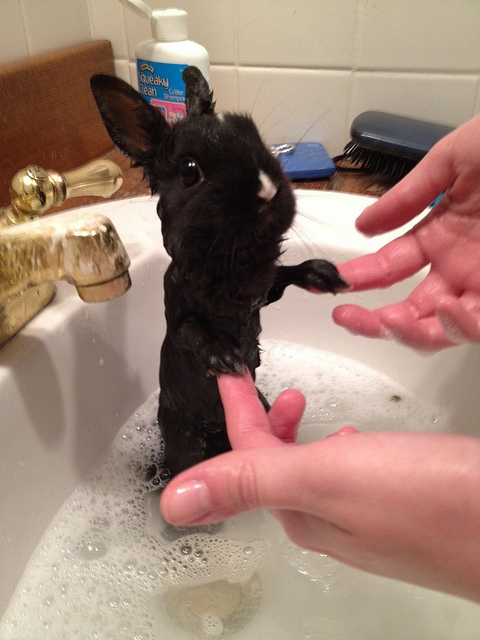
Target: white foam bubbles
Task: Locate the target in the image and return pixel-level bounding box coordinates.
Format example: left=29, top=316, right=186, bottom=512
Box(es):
left=0, top=392, right=268, bottom=640
left=257, top=340, right=446, bottom=438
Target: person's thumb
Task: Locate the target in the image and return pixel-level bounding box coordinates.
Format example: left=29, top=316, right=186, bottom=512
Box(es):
left=159, top=444, right=313, bottom=526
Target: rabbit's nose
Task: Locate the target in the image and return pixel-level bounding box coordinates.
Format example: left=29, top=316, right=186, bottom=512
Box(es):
left=257, top=170, right=278, bottom=202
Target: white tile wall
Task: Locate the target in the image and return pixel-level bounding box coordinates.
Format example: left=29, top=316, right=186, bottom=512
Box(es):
left=1, top=0, right=480, bottom=157
left=237, top=67, right=352, bottom=153
left=356, top=0, right=480, bottom=72
left=237, top=0, right=358, bottom=69
left=0, top=0, right=29, bottom=64
left=21, top=0, right=92, bottom=56
left=352, top=73, right=479, bottom=126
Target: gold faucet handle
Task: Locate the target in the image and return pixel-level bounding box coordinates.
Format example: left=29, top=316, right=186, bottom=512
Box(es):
left=5, top=159, right=123, bottom=224
left=62, top=159, right=123, bottom=200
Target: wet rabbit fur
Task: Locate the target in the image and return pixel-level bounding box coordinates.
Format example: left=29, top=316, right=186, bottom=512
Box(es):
left=91, top=67, right=348, bottom=478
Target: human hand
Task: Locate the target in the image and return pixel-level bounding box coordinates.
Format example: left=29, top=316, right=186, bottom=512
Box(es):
left=332, top=114, right=480, bottom=350
left=160, top=371, right=480, bottom=601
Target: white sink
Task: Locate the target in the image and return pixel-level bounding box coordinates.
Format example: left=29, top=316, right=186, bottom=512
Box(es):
left=1, top=191, right=480, bottom=637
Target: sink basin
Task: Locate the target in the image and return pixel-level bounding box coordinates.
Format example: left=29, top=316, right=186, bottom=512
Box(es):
left=1, top=191, right=480, bottom=637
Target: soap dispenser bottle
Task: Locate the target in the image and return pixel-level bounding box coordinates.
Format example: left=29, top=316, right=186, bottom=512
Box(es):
left=120, top=0, right=210, bottom=124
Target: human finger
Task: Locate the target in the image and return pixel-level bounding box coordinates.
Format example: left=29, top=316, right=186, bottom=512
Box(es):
left=325, top=426, right=359, bottom=437
left=160, top=430, right=360, bottom=529
left=159, top=444, right=313, bottom=526
left=268, top=388, right=305, bottom=443
left=333, top=302, right=454, bottom=350
left=374, top=293, right=457, bottom=349
left=336, top=232, right=427, bottom=292
left=334, top=268, right=457, bottom=347
left=435, top=295, right=480, bottom=344
left=382, top=316, right=453, bottom=350
left=332, top=304, right=394, bottom=339
left=217, top=371, right=280, bottom=449
left=355, top=137, right=455, bottom=237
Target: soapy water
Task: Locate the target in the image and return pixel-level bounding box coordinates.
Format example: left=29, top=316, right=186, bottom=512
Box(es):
left=2, top=339, right=480, bottom=640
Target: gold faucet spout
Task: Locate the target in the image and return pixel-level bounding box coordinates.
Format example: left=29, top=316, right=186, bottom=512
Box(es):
left=0, top=212, right=131, bottom=302
left=0, top=212, right=131, bottom=346
left=0, top=159, right=129, bottom=347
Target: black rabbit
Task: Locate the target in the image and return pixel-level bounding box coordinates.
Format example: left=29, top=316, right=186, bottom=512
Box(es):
left=91, top=67, right=349, bottom=478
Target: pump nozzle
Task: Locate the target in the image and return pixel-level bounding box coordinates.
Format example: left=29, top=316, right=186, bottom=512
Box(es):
left=118, top=1, right=188, bottom=42
left=118, top=0, right=153, bottom=20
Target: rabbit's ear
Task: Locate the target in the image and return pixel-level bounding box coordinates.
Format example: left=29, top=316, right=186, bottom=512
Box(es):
left=91, top=74, right=169, bottom=163
left=182, top=66, right=215, bottom=117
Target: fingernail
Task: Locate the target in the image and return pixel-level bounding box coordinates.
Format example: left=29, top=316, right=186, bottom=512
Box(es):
left=379, top=327, right=394, bottom=340
left=437, top=312, right=468, bottom=345
left=325, top=426, right=359, bottom=438
left=164, top=480, right=213, bottom=525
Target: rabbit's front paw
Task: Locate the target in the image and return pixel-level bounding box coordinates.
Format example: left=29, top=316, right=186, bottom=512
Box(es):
left=205, top=344, right=245, bottom=376
left=177, top=317, right=245, bottom=375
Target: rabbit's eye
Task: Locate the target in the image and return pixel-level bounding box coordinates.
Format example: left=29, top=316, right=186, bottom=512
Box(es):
left=179, top=158, right=202, bottom=187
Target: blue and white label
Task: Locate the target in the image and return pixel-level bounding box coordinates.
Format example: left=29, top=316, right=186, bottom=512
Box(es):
left=137, top=59, right=187, bottom=124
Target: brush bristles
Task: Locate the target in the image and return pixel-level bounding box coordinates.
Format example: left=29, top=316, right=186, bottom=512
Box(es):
left=340, top=141, right=418, bottom=181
